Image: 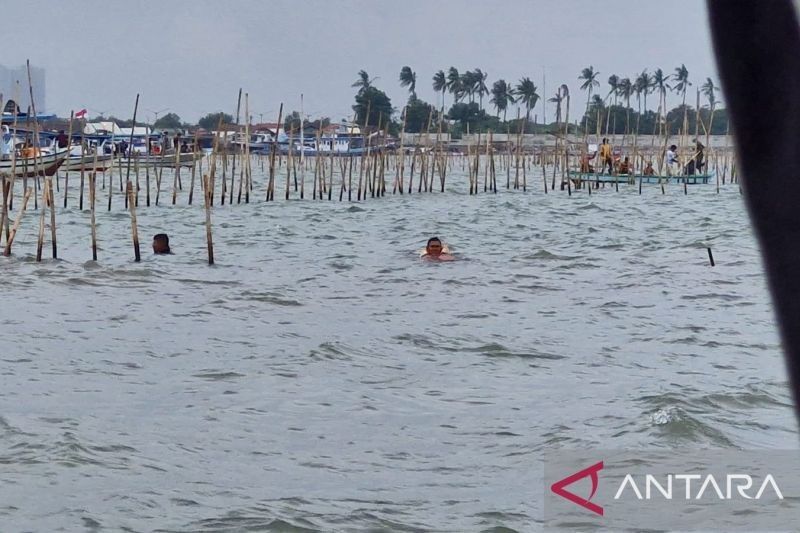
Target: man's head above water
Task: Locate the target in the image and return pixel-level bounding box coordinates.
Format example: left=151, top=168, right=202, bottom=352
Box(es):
left=153, top=233, right=171, bottom=254
left=426, top=237, right=443, bottom=257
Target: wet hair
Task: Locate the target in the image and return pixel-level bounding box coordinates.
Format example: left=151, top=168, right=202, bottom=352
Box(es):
left=427, top=237, right=442, bottom=247
left=153, top=233, right=170, bottom=253
left=670, top=144, right=677, bottom=151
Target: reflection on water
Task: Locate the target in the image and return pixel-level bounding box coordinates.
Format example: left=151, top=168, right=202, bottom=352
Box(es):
left=0, top=162, right=795, bottom=531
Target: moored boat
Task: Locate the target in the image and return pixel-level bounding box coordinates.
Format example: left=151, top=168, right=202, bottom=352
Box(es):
left=0, top=149, right=70, bottom=177
left=568, top=170, right=713, bottom=185
left=119, top=151, right=203, bottom=168
left=62, top=151, right=116, bottom=172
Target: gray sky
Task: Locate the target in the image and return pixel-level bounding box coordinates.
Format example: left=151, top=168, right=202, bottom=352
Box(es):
left=3, top=0, right=718, bottom=124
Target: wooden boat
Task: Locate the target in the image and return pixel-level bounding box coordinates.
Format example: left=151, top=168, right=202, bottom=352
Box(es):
left=119, top=151, right=202, bottom=168
left=62, top=152, right=116, bottom=172
left=568, top=171, right=713, bottom=185
left=0, top=149, right=70, bottom=177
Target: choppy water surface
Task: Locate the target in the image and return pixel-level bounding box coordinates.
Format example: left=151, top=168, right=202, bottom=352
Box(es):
left=1, top=162, right=796, bottom=531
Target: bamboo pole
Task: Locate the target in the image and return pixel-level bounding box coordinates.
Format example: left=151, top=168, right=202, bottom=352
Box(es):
left=267, top=103, right=283, bottom=201
left=126, top=180, right=140, bottom=262
left=188, top=131, right=199, bottom=205
left=3, top=188, right=32, bottom=256
left=203, top=174, right=214, bottom=265
left=0, top=175, right=8, bottom=247
left=48, top=177, right=57, bottom=258
left=63, top=110, right=75, bottom=207
left=36, top=177, right=47, bottom=261
left=230, top=88, right=242, bottom=205
left=89, top=172, right=97, bottom=260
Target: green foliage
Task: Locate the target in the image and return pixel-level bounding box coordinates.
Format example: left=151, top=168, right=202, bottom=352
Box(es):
left=283, top=111, right=331, bottom=135
left=401, top=97, right=439, bottom=133
left=581, top=103, right=729, bottom=135
left=353, top=86, right=393, bottom=130
left=490, top=79, right=515, bottom=121
left=154, top=112, right=182, bottom=130
left=515, top=77, right=540, bottom=121
left=399, top=66, right=417, bottom=98
left=198, top=112, right=234, bottom=130
left=446, top=102, right=500, bottom=135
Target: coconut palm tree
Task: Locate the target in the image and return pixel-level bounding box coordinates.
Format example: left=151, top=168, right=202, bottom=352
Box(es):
left=617, top=77, right=633, bottom=134
left=515, top=77, right=540, bottom=123
left=461, top=70, right=477, bottom=103
left=490, top=79, right=516, bottom=122
left=447, top=67, right=463, bottom=103
left=634, top=70, right=650, bottom=135
left=606, top=74, right=620, bottom=106
left=651, top=68, right=671, bottom=135
left=352, top=70, right=376, bottom=94
left=548, top=91, right=563, bottom=125
left=399, top=66, right=417, bottom=99
left=701, top=77, right=718, bottom=110
left=634, top=70, right=650, bottom=112
left=579, top=66, right=600, bottom=131
left=701, top=77, right=719, bottom=139
left=432, top=70, right=447, bottom=112
left=673, top=64, right=691, bottom=107
left=474, top=68, right=489, bottom=111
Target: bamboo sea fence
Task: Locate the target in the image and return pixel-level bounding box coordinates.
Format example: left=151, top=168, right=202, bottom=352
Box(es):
left=0, top=86, right=739, bottom=265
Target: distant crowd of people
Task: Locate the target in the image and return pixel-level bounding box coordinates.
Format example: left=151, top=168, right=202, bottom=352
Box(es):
left=579, top=137, right=706, bottom=177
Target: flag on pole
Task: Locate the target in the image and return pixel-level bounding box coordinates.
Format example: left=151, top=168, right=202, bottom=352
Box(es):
left=74, top=108, right=87, bottom=119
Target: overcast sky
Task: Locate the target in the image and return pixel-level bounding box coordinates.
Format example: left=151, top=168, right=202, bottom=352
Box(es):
left=2, top=0, right=718, bottom=124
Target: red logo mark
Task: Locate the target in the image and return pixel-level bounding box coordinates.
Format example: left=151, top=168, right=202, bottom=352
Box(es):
left=550, top=461, right=604, bottom=516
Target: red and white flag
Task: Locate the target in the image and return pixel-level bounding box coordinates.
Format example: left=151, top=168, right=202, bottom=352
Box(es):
left=74, top=108, right=87, bottom=119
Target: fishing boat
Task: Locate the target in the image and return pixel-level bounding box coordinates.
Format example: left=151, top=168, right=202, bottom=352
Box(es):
left=0, top=149, right=70, bottom=177
left=568, top=171, right=713, bottom=185
left=62, top=151, right=116, bottom=172
left=119, top=151, right=202, bottom=168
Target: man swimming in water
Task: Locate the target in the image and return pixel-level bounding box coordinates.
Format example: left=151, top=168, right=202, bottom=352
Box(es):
left=423, top=237, right=454, bottom=261
left=153, top=233, right=171, bottom=254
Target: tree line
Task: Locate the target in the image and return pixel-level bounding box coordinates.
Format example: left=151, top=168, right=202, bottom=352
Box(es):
left=351, top=64, right=726, bottom=137
left=73, top=64, right=726, bottom=138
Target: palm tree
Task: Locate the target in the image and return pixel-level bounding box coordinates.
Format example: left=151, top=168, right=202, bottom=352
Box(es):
left=579, top=66, right=600, bottom=131
left=399, top=66, right=417, bottom=99
left=634, top=70, right=650, bottom=135
left=605, top=74, right=620, bottom=134
left=701, top=77, right=719, bottom=139
left=701, top=77, right=718, bottom=110
left=490, top=79, right=516, bottom=121
left=474, top=69, right=489, bottom=111
left=617, top=77, right=633, bottom=134
left=515, top=77, right=540, bottom=123
left=651, top=68, right=671, bottom=135
left=548, top=91, right=563, bottom=125
left=461, top=70, right=477, bottom=103
left=352, top=70, right=376, bottom=94
left=606, top=74, right=620, bottom=106
left=432, top=70, right=447, bottom=112
left=447, top=67, right=463, bottom=103
left=634, top=70, right=650, bottom=112
left=673, top=64, right=691, bottom=107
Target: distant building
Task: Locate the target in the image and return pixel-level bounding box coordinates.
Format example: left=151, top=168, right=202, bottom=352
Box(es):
left=0, top=64, right=46, bottom=114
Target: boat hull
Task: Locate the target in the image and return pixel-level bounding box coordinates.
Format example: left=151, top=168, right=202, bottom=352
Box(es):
left=568, top=171, right=712, bottom=185
left=119, top=152, right=202, bottom=168
left=62, top=153, right=116, bottom=172
left=0, top=149, right=69, bottom=177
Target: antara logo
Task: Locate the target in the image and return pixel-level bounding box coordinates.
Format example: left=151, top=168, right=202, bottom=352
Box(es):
left=614, top=474, right=784, bottom=501
left=550, top=461, right=604, bottom=516
left=551, top=461, right=785, bottom=516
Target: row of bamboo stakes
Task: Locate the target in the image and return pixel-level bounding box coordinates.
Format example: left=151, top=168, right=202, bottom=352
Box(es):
left=0, top=141, right=740, bottom=262
left=0, top=82, right=739, bottom=266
